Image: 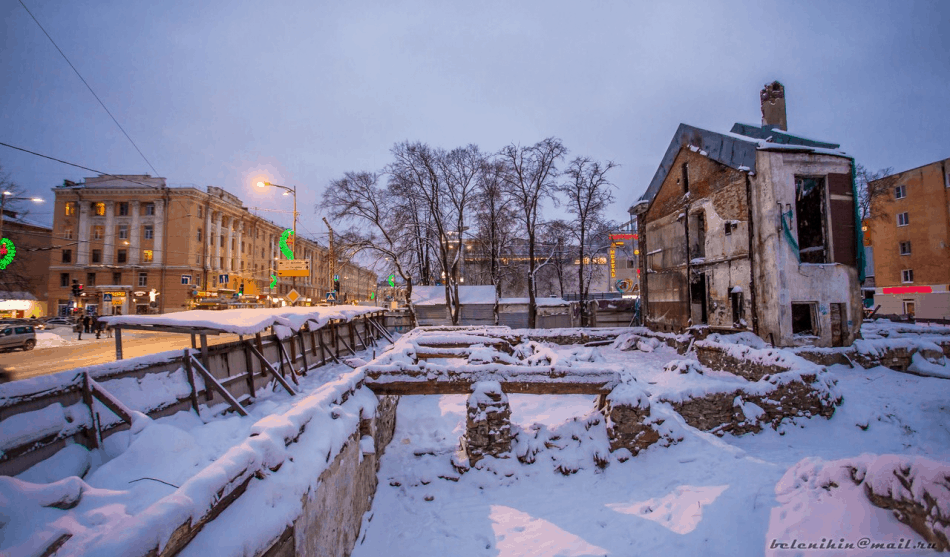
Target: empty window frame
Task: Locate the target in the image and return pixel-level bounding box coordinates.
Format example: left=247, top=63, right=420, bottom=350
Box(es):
left=688, top=211, right=706, bottom=259
left=144, top=225, right=154, bottom=240
left=60, top=273, right=70, bottom=287
left=895, top=185, right=906, bottom=199
left=791, top=302, right=818, bottom=336
left=138, top=272, right=148, bottom=287
left=730, top=288, right=744, bottom=327
left=897, top=212, right=909, bottom=227
left=795, top=176, right=828, bottom=263
left=118, top=202, right=129, bottom=216
left=899, top=241, right=911, bottom=255
left=902, top=269, right=914, bottom=283
left=681, top=162, right=690, bottom=193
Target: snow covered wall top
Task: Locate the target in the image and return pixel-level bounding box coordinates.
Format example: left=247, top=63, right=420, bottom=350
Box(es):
left=99, top=306, right=380, bottom=337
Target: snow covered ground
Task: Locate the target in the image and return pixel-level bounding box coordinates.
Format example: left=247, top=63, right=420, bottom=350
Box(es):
left=2, top=319, right=949, bottom=556
left=354, top=341, right=950, bottom=557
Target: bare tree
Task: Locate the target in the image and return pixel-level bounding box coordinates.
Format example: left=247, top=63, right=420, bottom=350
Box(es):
left=320, top=171, right=419, bottom=314
left=556, top=157, right=617, bottom=325
left=470, top=158, right=517, bottom=320
left=499, top=138, right=567, bottom=328
left=0, top=166, right=44, bottom=298
left=856, top=163, right=896, bottom=221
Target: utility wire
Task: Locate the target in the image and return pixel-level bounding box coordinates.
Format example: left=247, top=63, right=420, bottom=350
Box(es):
left=0, top=141, right=161, bottom=190
left=17, top=0, right=159, bottom=177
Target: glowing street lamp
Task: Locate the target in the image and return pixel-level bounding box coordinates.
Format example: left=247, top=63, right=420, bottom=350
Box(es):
left=257, top=181, right=298, bottom=303
left=0, top=191, right=44, bottom=247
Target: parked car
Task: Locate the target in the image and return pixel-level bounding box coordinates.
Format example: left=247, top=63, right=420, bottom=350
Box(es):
left=0, top=325, right=36, bottom=351
left=43, top=317, right=75, bottom=327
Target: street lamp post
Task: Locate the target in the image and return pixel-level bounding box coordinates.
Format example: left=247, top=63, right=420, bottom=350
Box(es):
left=257, top=181, right=297, bottom=304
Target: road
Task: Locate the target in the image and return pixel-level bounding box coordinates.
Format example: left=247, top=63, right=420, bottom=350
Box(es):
left=4, top=328, right=244, bottom=382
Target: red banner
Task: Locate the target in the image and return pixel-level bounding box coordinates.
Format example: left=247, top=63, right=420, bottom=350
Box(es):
left=882, top=286, right=932, bottom=295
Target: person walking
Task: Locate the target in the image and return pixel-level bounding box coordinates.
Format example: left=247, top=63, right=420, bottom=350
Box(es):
left=82, top=315, right=92, bottom=334
left=93, top=315, right=101, bottom=339
left=76, top=319, right=83, bottom=341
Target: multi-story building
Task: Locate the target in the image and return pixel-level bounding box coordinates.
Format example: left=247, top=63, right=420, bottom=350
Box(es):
left=0, top=215, right=53, bottom=317
left=865, top=158, right=950, bottom=321
left=47, top=175, right=376, bottom=316
left=632, top=82, right=863, bottom=348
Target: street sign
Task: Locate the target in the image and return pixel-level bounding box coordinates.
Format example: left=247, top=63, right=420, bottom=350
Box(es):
left=326, top=291, right=337, bottom=302
left=277, top=259, right=310, bottom=277
left=334, top=274, right=339, bottom=281
left=103, top=293, right=113, bottom=302
left=286, top=289, right=300, bottom=304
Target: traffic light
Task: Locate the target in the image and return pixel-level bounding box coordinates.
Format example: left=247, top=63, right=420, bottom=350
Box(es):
left=71, top=279, right=80, bottom=297
left=334, top=280, right=340, bottom=292
left=238, top=283, right=244, bottom=295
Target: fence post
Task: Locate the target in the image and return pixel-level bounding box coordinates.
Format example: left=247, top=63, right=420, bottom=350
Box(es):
left=183, top=348, right=201, bottom=415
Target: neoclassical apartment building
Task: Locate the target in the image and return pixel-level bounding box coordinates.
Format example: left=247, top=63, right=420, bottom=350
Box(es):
left=47, top=175, right=375, bottom=315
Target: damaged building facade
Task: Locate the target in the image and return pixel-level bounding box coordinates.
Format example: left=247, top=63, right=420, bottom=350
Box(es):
left=631, top=82, right=863, bottom=348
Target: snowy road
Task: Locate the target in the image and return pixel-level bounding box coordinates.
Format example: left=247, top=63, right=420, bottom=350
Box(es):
left=3, top=327, right=243, bottom=381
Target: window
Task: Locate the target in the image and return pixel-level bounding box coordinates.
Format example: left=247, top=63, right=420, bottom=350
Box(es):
left=63, top=228, right=73, bottom=240
left=899, top=241, right=911, bottom=255
left=791, top=303, right=817, bottom=336
left=93, top=225, right=104, bottom=240
left=724, top=221, right=737, bottom=236
left=112, top=272, right=122, bottom=284
left=145, top=203, right=155, bottom=216
left=60, top=273, right=70, bottom=287
left=181, top=274, right=192, bottom=285
left=197, top=206, right=202, bottom=218
left=65, top=202, right=76, bottom=216
left=144, top=225, right=154, bottom=239
left=689, top=211, right=705, bottom=259
left=118, top=225, right=129, bottom=239
left=62, top=249, right=72, bottom=263
left=138, top=272, right=148, bottom=287
left=117, top=249, right=127, bottom=264
left=143, top=250, right=153, bottom=263
left=87, top=272, right=96, bottom=287
left=897, top=212, right=909, bottom=227
left=902, top=269, right=914, bottom=283
left=895, top=185, right=906, bottom=199
left=94, top=202, right=106, bottom=216
left=196, top=254, right=201, bottom=265
left=220, top=235, right=224, bottom=247
left=118, top=202, right=129, bottom=216
left=682, top=162, right=689, bottom=193
left=197, top=228, right=202, bottom=242
left=92, top=249, right=102, bottom=263
left=795, top=176, right=828, bottom=264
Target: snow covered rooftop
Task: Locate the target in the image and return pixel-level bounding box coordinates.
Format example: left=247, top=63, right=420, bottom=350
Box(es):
left=99, top=306, right=380, bottom=336
left=411, top=285, right=497, bottom=306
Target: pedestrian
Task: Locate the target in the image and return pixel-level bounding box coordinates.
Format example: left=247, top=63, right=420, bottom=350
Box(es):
left=76, top=320, right=83, bottom=341
left=82, top=315, right=92, bottom=334
left=93, top=315, right=101, bottom=339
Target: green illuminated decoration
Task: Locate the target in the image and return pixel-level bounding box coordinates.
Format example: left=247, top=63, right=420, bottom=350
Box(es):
left=387, top=274, right=395, bottom=287
left=0, top=239, right=16, bottom=270
left=279, top=229, right=294, bottom=259
left=270, top=274, right=277, bottom=288
left=370, top=292, right=375, bottom=300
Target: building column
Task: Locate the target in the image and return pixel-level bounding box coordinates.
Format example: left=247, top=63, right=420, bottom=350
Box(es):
left=130, top=201, right=141, bottom=265
left=235, top=221, right=243, bottom=274
left=153, top=199, right=165, bottom=266
left=224, top=217, right=233, bottom=273
left=103, top=201, right=115, bottom=265
left=77, top=201, right=91, bottom=265
left=214, top=212, right=223, bottom=271
left=204, top=204, right=212, bottom=269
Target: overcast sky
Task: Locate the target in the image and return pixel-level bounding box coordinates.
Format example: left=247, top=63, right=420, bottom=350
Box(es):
left=2, top=0, right=948, bottom=237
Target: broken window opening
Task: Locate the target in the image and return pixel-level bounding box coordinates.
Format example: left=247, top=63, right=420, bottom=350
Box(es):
left=795, top=176, right=828, bottom=264
left=731, top=289, right=743, bottom=327
left=690, top=272, right=708, bottom=325
left=689, top=211, right=705, bottom=259
left=682, top=162, right=689, bottom=193
left=791, top=303, right=818, bottom=336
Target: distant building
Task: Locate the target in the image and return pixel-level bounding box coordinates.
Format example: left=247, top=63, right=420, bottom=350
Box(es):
left=47, top=175, right=375, bottom=316
left=631, top=82, right=863, bottom=348
left=0, top=216, right=53, bottom=317
left=864, top=158, right=950, bottom=321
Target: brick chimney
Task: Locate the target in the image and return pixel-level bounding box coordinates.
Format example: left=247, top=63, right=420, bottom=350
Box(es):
left=760, top=81, right=787, bottom=131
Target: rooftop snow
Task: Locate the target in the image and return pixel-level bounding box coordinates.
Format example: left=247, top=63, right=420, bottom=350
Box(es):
left=411, top=285, right=497, bottom=306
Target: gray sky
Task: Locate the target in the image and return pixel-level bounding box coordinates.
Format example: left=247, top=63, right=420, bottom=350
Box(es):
left=2, top=0, right=948, bottom=237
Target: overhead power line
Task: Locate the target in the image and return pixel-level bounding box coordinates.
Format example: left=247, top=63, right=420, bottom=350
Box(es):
left=17, top=0, right=159, bottom=177
left=0, top=141, right=160, bottom=190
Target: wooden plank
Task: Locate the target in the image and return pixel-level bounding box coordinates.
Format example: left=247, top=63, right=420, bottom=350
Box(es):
left=189, top=355, right=249, bottom=417
left=86, top=374, right=133, bottom=424
left=337, top=325, right=357, bottom=356
left=191, top=333, right=197, bottom=349
left=353, top=323, right=368, bottom=351
left=242, top=342, right=256, bottom=398
left=318, top=332, right=340, bottom=365
left=102, top=323, right=224, bottom=335
left=276, top=341, right=300, bottom=386
left=244, top=341, right=297, bottom=396
left=364, top=375, right=618, bottom=396
left=81, top=372, right=102, bottom=449
left=183, top=349, right=201, bottom=415
left=310, top=329, right=318, bottom=357
left=368, top=317, right=395, bottom=344
left=297, top=331, right=309, bottom=374
left=199, top=334, right=212, bottom=401
left=348, top=322, right=357, bottom=351
left=115, top=326, right=123, bottom=361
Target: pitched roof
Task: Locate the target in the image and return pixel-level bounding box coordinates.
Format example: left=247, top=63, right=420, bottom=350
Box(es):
left=631, top=123, right=848, bottom=212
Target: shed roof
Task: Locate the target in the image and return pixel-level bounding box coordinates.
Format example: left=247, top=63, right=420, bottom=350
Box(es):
left=410, top=285, right=497, bottom=306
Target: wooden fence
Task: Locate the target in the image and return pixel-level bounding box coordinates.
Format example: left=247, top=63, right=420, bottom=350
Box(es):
left=0, top=311, right=388, bottom=477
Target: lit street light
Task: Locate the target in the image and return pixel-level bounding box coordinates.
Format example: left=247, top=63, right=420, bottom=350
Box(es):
left=0, top=191, right=44, bottom=243
left=257, top=181, right=298, bottom=304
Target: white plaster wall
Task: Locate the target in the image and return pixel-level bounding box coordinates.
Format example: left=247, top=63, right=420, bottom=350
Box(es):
left=751, top=151, right=863, bottom=347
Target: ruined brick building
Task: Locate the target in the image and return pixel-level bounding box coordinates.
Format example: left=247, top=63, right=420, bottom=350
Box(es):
left=631, top=82, right=863, bottom=348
